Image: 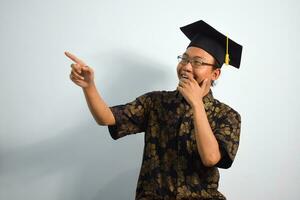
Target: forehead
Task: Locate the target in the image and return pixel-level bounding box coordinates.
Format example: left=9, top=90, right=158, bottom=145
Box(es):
left=184, top=46, right=215, bottom=61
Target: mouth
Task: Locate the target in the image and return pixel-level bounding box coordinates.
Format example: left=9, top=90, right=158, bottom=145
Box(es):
left=180, top=74, right=189, bottom=79
left=179, top=72, right=204, bottom=86
left=180, top=73, right=196, bottom=80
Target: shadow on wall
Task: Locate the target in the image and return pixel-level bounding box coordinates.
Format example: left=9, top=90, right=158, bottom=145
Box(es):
left=101, top=49, right=173, bottom=101
left=92, top=168, right=140, bottom=200
left=0, top=49, right=172, bottom=200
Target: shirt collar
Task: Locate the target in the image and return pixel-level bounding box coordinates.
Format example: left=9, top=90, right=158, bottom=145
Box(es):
left=202, top=89, right=215, bottom=112
left=203, top=89, right=214, bottom=103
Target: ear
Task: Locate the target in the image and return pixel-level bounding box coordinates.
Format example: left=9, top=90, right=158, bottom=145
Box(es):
left=211, top=68, right=221, bottom=81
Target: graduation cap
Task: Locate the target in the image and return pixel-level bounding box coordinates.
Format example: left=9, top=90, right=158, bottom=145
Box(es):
left=180, top=20, right=243, bottom=69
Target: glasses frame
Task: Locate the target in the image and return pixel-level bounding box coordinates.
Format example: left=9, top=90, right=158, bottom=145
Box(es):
left=177, top=55, right=216, bottom=68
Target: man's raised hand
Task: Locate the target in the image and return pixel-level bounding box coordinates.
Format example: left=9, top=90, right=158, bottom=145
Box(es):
left=65, top=51, right=95, bottom=88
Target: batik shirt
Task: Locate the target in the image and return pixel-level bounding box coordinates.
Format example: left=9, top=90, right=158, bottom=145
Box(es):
left=107, top=89, right=241, bottom=200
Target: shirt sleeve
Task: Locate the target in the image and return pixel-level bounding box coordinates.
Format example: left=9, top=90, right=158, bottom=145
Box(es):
left=107, top=92, right=153, bottom=140
left=214, top=108, right=241, bottom=169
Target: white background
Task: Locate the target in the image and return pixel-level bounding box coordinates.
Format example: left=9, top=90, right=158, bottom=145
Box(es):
left=0, top=0, right=299, bottom=199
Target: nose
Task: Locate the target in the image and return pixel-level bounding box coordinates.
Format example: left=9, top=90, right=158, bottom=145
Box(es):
left=181, top=62, right=193, bottom=73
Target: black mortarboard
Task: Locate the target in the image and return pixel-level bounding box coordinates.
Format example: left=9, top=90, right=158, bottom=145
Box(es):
left=180, top=20, right=243, bottom=69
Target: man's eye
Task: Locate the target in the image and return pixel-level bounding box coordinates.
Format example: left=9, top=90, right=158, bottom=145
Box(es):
left=193, top=60, right=202, bottom=66
left=181, top=58, right=189, bottom=62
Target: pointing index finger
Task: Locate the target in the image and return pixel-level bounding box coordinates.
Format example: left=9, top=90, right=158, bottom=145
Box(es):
left=64, top=51, right=86, bottom=65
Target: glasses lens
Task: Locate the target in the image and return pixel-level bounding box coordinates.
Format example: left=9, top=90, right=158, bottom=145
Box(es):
left=192, top=59, right=203, bottom=67
left=178, top=55, right=188, bottom=64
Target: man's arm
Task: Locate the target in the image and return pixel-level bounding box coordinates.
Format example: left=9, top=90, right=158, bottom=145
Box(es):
left=82, top=83, right=115, bottom=126
left=177, top=73, right=221, bottom=167
left=65, top=51, right=115, bottom=126
left=191, top=101, right=221, bottom=167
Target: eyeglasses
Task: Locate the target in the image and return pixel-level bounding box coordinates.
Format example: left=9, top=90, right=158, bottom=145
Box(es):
left=177, top=55, right=216, bottom=69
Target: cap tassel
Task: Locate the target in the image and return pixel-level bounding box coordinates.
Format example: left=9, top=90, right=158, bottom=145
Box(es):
left=225, top=35, right=230, bottom=65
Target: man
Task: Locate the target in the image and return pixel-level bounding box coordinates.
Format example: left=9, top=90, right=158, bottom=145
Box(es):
left=65, top=20, right=243, bottom=200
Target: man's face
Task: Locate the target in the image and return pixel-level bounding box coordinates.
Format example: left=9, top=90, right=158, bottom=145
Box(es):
left=176, top=46, right=221, bottom=87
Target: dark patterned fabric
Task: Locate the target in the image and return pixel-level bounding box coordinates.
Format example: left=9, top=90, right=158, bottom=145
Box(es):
left=108, top=89, right=241, bottom=200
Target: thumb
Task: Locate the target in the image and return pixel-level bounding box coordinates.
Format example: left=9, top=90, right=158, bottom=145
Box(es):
left=201, top=79, right=208, bottom=87
left=205, top=79, right=211, bottom=89
left=82, top=66, right=91, bottom=72
left=205, top=78, right=209, bottom=84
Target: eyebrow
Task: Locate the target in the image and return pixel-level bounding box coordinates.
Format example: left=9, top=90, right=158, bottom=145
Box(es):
left=183, top=53, right=205, bottom=59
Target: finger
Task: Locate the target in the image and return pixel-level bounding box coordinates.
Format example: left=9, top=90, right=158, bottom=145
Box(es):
left=185, top=72, right=195, bottom=81
left=201, top=79, right=207, bottom=87
left=70, top=73, right=75, bottom=81
left=177, top=85, right=183, bottom=91
left=204, top=79, right=210, bottom=89
left=200, top=79, right=207, bottom=87
left=71, top=63, right=82, bottom=74
left=180, top=78, right=188, bottom=84
left=177, top=85, right=185, bottom=95
left=71, top=64, right=83, bottom=74
left=65, top=51, right=86, bottom=65
left=184, top=72, right=198, bottom=85
left=179, top=79, right=187, bottom=86
left=206, top=79, right=211, bottom=89
left=71, top=70, right=84, bottom=80
left=81, top=65, right=92, bottom=73
left=70, top=73, right=83, bottom=82
left=72, top=68, right=83, bottom=77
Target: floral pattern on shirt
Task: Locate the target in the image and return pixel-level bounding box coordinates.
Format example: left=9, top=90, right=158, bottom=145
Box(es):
left=108, top=89, right=241, bottom=200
